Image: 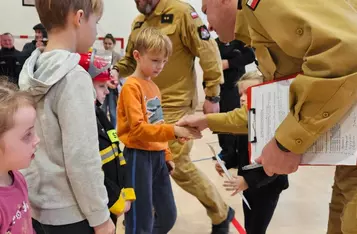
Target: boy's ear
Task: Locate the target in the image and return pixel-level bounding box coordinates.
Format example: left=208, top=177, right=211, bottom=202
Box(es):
left=73, top=9, right=85, bottom=27
left=133, top=50, right=141, bottom=61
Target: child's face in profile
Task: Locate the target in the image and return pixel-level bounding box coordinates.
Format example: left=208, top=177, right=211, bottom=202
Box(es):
left=135, top=50, right=168, bottom=78
left=238, top=79, right=261, bottom=106
left=93, top=81, right=110, bottom=104
left=0, top=106, right=40, bottom=171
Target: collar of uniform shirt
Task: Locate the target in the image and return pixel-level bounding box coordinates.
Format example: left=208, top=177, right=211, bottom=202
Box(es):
left=153, top=0, right=168, bottom=16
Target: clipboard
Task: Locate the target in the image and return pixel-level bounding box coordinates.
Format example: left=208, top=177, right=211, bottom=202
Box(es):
left=247, top=74, right=357, bottom=166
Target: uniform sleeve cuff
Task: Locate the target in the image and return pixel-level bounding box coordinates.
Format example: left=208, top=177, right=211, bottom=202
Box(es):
left=206, top=107, right=248, bottom=134
left=166, top=124, right=176, bottom=140
left=109, top=188, right=136, bottom=215
left=109, top=195, right=125, bottom=215
left=123, top=188, right=136, bottom=201
left=207, top=113, right=228, bottom=132
left=205, top=85, right=220, bottom=97
left=275, top=112, right=313, bottom=154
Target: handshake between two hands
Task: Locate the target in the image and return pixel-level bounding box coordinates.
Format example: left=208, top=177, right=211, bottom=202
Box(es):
left=173, top=114, right=209, bottom=142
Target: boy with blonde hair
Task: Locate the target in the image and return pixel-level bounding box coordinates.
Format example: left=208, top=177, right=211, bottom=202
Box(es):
left=18, top=0, right=115, bottom=233
left=117, top=27, right=202, bottom=234
left=216, top=71, right=289, bottom=234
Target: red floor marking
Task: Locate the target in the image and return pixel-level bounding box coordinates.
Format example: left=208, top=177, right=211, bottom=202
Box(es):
left=232, top=217, right=246, bottom=234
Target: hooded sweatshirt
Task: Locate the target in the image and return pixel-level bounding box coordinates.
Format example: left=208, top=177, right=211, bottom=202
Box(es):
left=19, top=49, right=109, bottom=227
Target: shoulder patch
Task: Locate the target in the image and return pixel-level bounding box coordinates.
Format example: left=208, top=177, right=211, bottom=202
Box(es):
left=246, top=0, right=260, bottom=10
left=133, top=21, right=144, bottom=30
left=191, top=12, right=198, bottom=19
left=161, top=14, right=174, bottom=24
left=197, top=25, right=210, bottom=40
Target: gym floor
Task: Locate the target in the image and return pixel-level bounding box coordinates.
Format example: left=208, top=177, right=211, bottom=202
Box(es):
left=117, top=128, right=335, bottom=234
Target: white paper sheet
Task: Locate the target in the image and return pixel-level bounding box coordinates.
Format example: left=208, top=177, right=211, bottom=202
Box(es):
left=249, top=78, right=357, bottom=165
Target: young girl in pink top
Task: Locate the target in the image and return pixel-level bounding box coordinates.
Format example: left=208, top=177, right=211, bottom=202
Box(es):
left=0, top=77, right=40, bottom=234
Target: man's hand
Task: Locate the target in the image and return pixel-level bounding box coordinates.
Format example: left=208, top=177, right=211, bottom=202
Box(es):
left=203, top=100, right=220, bottom=114
left=176, top=114, right=208, bottom=131
left=255, top=138, right=302, bottom=176
left=94, top=218, right=115, bottom=234
left=222, top=59, right=229, bottom=70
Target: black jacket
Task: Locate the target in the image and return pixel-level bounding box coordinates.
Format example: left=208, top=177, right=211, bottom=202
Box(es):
left=96, top=104, right=135, bottom=214
left=22, top=41, right=37, bottom=59
left=222, top=135, right=289, bottom=191
left=0, top=47, right=26, bottom=84
left=216, top=39, right=256, bottom=89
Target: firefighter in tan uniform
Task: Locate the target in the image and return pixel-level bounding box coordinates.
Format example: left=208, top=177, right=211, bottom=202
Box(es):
left=177, top=0, right=357, bottom=233
left=111, top=0, right=236, bottom=232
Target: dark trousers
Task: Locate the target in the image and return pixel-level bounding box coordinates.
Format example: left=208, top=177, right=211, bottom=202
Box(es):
left=242, top=185, right=282, bottom=234
left=124, top=148, right=177, bottom=234
left=32, top=219, right=94, bottom=234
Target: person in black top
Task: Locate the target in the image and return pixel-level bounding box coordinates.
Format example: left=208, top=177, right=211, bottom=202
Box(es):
left=22, top=23, right=48, bottom=59
left=216, top=71, right=289, bottom=234
left=0, top=33, right=26, bottom=85
left=78, top=49, right=136, bottom=224
left=213, top=37, right=255, bottom=164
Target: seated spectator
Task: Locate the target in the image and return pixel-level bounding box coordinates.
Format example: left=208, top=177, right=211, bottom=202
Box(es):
left=0, top=33, right=25, bottom=84
left=22, top=24, right=48, bottom=58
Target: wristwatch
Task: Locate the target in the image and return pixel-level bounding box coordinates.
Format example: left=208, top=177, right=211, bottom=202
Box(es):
left=275, top=139, right=290, bottom=152
left=205, top=96, right=220, bottom=103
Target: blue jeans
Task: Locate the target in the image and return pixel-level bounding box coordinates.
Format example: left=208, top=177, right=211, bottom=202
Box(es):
left=124, top=148, right=177, bottom=234
left=101, top=88, right=117, bottom=127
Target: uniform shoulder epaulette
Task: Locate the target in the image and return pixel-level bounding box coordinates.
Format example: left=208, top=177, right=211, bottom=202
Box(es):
left=132, top=15, right=145, bottom=30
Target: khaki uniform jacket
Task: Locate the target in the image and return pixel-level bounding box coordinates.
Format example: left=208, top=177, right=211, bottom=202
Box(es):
left=207, top=0, right=357, bottom=154
left=113, top=0, right=223, bottom=109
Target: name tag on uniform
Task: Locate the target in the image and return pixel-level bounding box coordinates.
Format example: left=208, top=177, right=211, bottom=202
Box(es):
left=107, top=130, right=119, bottom=143
left=161, top=14, right=174, bottom=24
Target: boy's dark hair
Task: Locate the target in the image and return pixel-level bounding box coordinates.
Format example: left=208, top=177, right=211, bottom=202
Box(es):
left=104, top=34, right=116, bottom=45
left=35, top=0, right=103, bottom=32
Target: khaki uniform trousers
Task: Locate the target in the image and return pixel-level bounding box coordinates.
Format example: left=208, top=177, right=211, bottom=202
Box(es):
left=327, top=166, right=357, bottom=234
left=163, top=107, right=229, bottom=224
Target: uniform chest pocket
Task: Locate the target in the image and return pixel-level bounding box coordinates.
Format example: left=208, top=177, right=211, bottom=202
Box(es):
left=160, top=25, right=177, bottom=36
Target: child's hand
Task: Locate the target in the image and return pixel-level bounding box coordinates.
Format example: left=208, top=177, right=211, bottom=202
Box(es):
left=223, top=176, right=249, bottom=196
left=215, top=161, right=225, bottom=177
left=177, top=137, right=190, bottom=144
left=124, top=201, right=131, bottom=213
left=166, top=160, right=175, bottom=175
left=174, top=126, right=202, bottom=139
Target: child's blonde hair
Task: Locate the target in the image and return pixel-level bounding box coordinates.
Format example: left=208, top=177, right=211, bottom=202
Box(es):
left=133, top=27, right=173, bottom=58
left=0, top=76, right=36, bottom=137
left=35, top=0, right=103, bottom=32
left=237, top=70, right=264, bottom=86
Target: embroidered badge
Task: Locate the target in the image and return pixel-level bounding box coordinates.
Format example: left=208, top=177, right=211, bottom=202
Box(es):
left=246, top=0, right=261, bottom=10
left=161, top=14, right=174, bottom=24
left=197, top=25, right=210, bottom=40
left=191, top=12, right=198, bottom=19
